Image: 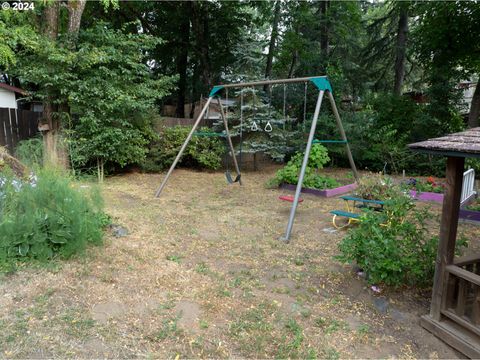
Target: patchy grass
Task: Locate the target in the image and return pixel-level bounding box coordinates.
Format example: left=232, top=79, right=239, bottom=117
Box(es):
left=0, top=167, right=476, bottom=358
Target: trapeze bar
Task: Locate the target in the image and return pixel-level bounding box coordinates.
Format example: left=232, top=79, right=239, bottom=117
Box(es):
left=193, top=132, right=226, bottom=137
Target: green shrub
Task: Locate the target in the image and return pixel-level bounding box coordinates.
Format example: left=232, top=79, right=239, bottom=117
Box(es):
left=142, top=126, right=225, bottom=172
left=354, top=173, right=403, bottom=200
left=268, top=144, right=339, bottom=190
left=15, top=136, right=43, bottom=168
left=336, top=195, right=466, bottom=287
left=0, top=170, right=107, bottom=270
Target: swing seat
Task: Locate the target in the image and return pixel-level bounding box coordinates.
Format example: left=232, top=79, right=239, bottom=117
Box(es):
left=279, top=195, right=304, bottom=203
left=225, top=171, right=241, bottom=184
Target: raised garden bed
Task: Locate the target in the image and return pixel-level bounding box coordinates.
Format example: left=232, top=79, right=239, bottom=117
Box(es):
left=405, top=177, right=445, bottom=203
left=281, top=182, right=357, bottom=198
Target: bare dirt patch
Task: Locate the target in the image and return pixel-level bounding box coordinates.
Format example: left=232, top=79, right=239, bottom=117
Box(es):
left=0, top=167, right=477, bottom=358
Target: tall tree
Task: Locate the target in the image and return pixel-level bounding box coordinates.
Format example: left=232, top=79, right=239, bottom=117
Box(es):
left=41, top=1, right=60, bottom=166
left=414, top=1, right=480, bottom=129
left=67, top=0, right=87, bottom=38
left=319, top=0, right=329, bottom=58
left=263, top=0, right=281, bottom=91
left=175, top=2, right=191, bottom=118
left=191, top=1, right=212, bottom=90
left=393, top=5, right=408, bottom=96
left=362, top=1, right=412, bottom=94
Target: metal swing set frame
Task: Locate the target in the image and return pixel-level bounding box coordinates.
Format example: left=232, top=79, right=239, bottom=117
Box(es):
left=154, top=75, right=359, bottom=242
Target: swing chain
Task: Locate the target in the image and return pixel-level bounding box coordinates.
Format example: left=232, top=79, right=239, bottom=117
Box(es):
left=265, top=85, right=273, bottom=133
left=303, top=82, right=308, bottom=132
left=283, top=83, right=287, bottom=130
left=251, top=87, right=258, bottom=131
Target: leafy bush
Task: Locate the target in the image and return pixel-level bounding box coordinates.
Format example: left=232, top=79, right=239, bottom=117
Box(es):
left=142, top=126, right=225, bottom=172
left=15, top=136, right=43, bottom=168
left=336, top=195, right=442, bottom=287
left=268, top=144, right=340, bottom=190
left=353, top=173, right=403, bottom=200
left=0, top=170, right=107, bottom=270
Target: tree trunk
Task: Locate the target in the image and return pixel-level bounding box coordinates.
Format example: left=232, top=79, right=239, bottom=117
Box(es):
left=468, top=82, right=480, bottom=128
left=41, top=2, right=59, bottom=166
left=176, top=2, right=191, bottom=118
left=263, top=1, right=281, bottom=92
left=191, top=1, right=212, bottom=89
left=393, top=7, right=408, bottom=96
left=43, top=2, right=59, bottom=41
left=287, top=50, right=298, bottom=78
left=190, top=63, right=200, bottom=118
left=319, top=0, right=329, bottom=57
left=67, top=0, right=87, bottom=41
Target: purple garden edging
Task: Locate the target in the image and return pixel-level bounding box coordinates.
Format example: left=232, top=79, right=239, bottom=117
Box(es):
left=459, top=209, right=480, bottom=223
left=409, top=190, right=444, bottom=203
left=281, top=184, right=448, bottom=203
left=281, top=182, right=357, bottom=198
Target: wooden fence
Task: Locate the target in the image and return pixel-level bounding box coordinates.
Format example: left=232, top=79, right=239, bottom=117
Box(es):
left=0, top=108, right=41, bottom=153
left=156, top=116, right=214, bottom=128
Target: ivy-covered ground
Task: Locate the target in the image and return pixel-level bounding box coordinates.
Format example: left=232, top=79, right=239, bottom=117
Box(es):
left=1, top=167, right=478, bottom=358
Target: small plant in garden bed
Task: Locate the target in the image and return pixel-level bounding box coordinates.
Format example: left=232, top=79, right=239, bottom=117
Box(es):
left=404, top=176, right=445, bottom=194
left=353, top=173, right=402, bottom=200
left=266, top=144, right=340, bottom=190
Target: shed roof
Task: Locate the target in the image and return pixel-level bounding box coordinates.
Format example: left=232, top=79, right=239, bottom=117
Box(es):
left=408, top=127, right=480, bottom=158
left=0, top=83, right=28, bottom=96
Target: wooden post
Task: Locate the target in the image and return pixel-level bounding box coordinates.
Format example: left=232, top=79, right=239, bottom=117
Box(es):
left=430, top=156, right=465, bottom=320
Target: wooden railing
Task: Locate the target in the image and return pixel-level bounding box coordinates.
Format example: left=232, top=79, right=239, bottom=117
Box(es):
left=443, top=257, right=480, bottom=336
left=461, top=168, right=476, bottom=204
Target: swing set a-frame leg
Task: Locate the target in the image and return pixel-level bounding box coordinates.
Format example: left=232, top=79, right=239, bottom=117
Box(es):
left=279, top=90, right=359, bottom=242
left=154, top=95, right=240, bottom=198
left=217, top=97, right=242, bottom=185
left=154, top=97, right=214, bottom=198
left=280, top=90, right=325, bottom=242
left=327, top=91, right=359, bottom=182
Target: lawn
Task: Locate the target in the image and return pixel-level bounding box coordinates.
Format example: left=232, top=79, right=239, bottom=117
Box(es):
left=0, top=167, right=476, bottom=358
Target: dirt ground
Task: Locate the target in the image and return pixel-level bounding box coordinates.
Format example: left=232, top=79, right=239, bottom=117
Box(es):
left=1, top=166, right=478, bottom=358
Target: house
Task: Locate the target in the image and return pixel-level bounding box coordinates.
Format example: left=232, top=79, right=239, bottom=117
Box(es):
left=458, top=80, right=477, bottom=115
left=0, top=83, right=28, bottom=109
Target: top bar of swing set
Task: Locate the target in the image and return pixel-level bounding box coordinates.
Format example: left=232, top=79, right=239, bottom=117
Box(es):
left=209, top=76, right=333, bottom=97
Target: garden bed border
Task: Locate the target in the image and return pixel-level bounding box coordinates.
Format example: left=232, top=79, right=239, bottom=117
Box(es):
left=409, top=190, right=444, bottom=203
left=281, top=182, right=357, bottom=198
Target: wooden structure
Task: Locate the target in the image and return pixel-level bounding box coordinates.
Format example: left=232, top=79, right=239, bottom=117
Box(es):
left=0, top=108, right=40, bottom=153
left=409, top=127, right=480, bottom=358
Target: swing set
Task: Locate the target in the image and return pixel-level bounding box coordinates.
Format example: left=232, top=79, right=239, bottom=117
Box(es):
left=154, top=76, right=359, bottom=242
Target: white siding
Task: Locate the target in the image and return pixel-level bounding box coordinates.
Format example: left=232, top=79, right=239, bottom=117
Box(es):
left=0, top=88, right=17, bottom=109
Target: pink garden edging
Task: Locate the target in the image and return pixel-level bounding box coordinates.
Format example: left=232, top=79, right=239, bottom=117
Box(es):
left=281, top=183, right=357, bottom=198
left=409, top=190, right=444, bottom=203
